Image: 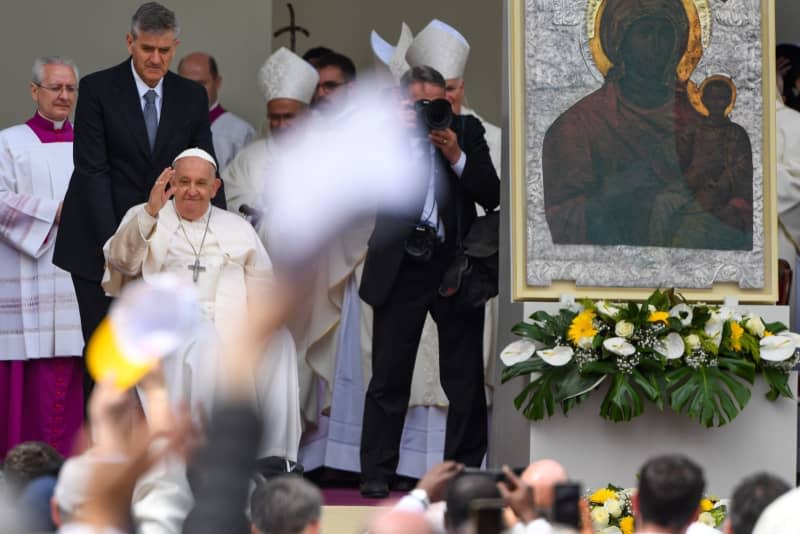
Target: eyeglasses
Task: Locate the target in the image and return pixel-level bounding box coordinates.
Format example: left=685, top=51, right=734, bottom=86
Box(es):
left=35, top=83, right=78, bottom=95
left=317, top=81, right=346, bottom=92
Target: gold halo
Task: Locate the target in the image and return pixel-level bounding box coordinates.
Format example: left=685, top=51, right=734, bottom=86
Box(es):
left=586, top=0, right=711, bottom=82
left=688, top=75, right=738, bottom=117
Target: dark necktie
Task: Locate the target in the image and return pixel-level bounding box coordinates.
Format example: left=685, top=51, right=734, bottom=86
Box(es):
left=143, top=89, right=158, bottom=151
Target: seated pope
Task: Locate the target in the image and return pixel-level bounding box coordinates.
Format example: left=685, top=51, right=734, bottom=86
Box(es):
left=541, top=0, right=749, bottom=250
left=101, top=148, right=302, bottom=463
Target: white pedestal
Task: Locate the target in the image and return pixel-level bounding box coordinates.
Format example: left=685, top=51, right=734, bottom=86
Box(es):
left=522, top=303, right=797, bottom=496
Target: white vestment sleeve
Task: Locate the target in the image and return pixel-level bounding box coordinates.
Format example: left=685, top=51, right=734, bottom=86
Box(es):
left=0, top=140, right=59, bottom=258
left=777, top=105, right=800, bottom=248
left=105, top=206, right=158, bottom=278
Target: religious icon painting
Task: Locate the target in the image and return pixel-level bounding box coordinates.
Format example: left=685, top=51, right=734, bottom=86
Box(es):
left=509, top=0, right=777, bottom=301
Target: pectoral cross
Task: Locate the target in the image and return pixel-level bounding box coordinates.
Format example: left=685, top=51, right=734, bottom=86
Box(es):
left=188, top=258, right=206, bottom=283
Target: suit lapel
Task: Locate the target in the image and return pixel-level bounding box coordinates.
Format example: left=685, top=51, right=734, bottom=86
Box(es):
left=153, top=73, right=180, bottom=160
left=115, top=59, right=153, bottom=162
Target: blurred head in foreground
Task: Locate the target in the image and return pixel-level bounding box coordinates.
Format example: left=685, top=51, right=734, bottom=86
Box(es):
left=445, top=473, right=503, bottom=534
left=2, top=441, right=63, bottom=496
left=634, top=455, right=705, bottom=534
left=733, top=473, right=791, bottom=534
left=250, top=475, right=322, bottom=534
left=521, top=459, right=568, bottom=510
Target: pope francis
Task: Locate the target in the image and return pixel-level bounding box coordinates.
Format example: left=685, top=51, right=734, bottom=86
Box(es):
left=102, top=147, right=302, bottom=462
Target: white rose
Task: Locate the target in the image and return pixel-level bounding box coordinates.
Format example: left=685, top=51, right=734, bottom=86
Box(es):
left=615, top=320, right=635, bottom=338
left=698, top=511, right=716, bottom=527
left=685, top=334, right=701, bottom=350
left=599, top=528, right=622, bottom=534
left=744, top=314, right=766, bottom=337
left=536, top=346, right=574, bottom=366
left=760, top=335, right=797, bottom=362
left=604, top=498, right=623, bottom=518
left=670, top=303, right=693, bottom=327
left=655, top=332, right=685, bottom=360
left=591, top=507, right=610, bottom=528
left=577, top=336, right=595, bottom=349
left=603, top=337, right=636, bottom=356
left=596, top=301, right=620, bottom=318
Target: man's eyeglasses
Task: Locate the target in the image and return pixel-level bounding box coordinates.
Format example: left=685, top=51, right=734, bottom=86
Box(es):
left=35, top=83, right=78, bottom=95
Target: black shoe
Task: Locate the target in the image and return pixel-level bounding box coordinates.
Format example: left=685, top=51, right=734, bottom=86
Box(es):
left=392, top=475, right=418, bottom=492
left=360, top=479, right=390, bottom=499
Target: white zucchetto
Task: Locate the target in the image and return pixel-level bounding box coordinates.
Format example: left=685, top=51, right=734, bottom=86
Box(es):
left=370, top=22, right=414, bottom=83
left=405, top=19, right=470, bottom=80
left=173, top=147, right=218, bottom=171
left=257, top=47, right=319, bottom=105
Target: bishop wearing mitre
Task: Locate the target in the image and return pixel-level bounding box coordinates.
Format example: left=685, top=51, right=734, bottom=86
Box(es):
left=101, top=148, right=302, bottom=463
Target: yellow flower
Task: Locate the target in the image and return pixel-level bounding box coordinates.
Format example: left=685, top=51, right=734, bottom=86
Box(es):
left=648, top=311, right=670, bottom=325
left=568, top=310, right=597, bottom=346
left=763, top=331, right=773, bottom=338
left=700, top=498, right=714, bottom=512
left=730, top=322, right=744, bottom=351
left=620, top=515, right=635, bottom=534
left=589, top=487, right=616, bottom=504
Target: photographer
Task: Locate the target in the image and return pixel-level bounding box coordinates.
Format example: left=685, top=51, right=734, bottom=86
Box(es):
left=359, top=65, right=500, bottom=498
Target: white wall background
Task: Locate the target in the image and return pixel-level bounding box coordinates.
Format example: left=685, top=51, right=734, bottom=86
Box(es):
left=0, top=0, right=272, bottom=129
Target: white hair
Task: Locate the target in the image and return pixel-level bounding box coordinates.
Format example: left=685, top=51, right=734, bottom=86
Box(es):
left=32, top=56, right=79, bottom=85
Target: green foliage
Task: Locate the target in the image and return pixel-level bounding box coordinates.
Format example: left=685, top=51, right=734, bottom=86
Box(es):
left=502, top=289, right=796, bottom=428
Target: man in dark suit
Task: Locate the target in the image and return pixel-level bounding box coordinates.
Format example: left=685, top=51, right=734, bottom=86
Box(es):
left=359, top=66, right=500, bottom=497
left=53, top=2, right=224, bottom=396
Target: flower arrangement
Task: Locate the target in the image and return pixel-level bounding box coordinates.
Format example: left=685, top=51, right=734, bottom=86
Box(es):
left=587, top=485, right=726, bottom=533
left=501, top=289, right=797, bottom=427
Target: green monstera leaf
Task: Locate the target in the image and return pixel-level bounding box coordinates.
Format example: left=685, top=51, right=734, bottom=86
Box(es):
left=666, top=357, right=755, bottom=427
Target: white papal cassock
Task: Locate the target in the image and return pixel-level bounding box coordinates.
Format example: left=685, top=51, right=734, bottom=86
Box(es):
left=102, top=201, right=302, bottom=461
left=0, top=113, right=84, bottom=458
left=210, top=102, right=255, bottom=173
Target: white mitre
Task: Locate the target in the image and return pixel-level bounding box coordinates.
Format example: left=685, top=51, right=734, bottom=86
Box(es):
left=257, top=47, right=319, bottom=104
left=370, top=22, right=414, bottom=83
left=405, top=19, right=470, bottom=80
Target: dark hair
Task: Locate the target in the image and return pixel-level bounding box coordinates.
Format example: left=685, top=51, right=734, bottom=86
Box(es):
left=637, top=455, right=705, bottom=530
left=250, top=476, right=322, bottom=534
left=2, top=441, right=63, bottom=495
left=401, top=65, right=446, bottom=90
left=444, top=473, right=502, bottom=531
left=131, top=2, right=179, bottom=37
left=302, top=46, right=334, bottom=63
left=315, top=52, right=357, bottom=82
left=177, top=53, right=219, bottom=79
left=729, top=473, right=790, bottom=534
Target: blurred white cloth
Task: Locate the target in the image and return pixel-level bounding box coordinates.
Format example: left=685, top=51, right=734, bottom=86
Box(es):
left=222, top=137, right=277, bottom=218
left=753, top=487, right=800, bottom=534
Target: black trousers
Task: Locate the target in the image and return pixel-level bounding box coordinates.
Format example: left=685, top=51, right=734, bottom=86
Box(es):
left=360, top=249, right=488, bottom=482
left=71, top=275, right=113, bottom=403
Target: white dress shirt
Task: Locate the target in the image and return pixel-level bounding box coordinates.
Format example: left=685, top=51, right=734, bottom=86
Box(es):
left=130, top=59, right=164, bottom=121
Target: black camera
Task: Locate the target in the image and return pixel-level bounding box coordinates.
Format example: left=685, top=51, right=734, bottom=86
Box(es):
left=414, top=98, right=453, bottom=131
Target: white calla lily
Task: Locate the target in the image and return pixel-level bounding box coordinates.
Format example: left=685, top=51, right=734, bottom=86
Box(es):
left=536, top=346, right=574, bottom=366
left=603, top=337, right=636, bottom=356
left=715, top=307, right=733, bottom=321
left=704, top=317, right=723, bottom=338
left=670, top=303, right=693, bottom=326
left=759, top=335, right=797, bottom=362
left=655, top=332, right=685, bottom=360
left=500, top=339, right=540, bottom=367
